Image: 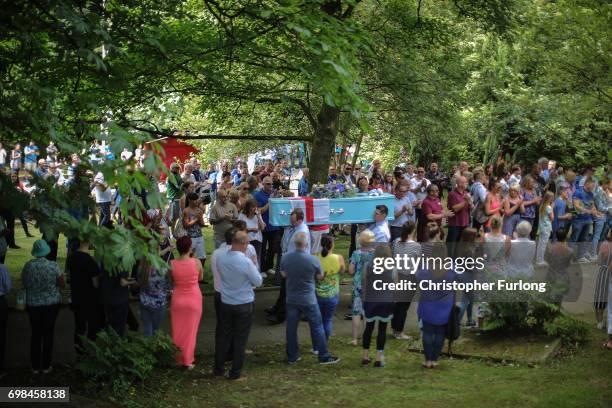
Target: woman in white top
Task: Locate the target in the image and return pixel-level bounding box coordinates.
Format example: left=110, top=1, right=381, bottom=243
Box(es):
left=481, top=216, right=511, bottom=277
left=391, top=220, right=420, bottom=340
left=239, top=198, right=266, bottom=270
left=505, top=220, right=536, bottom=278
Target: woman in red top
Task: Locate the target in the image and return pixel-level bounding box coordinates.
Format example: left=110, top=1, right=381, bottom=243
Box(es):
left=418, top=185, right=454, bottom=242
left=484, top=178, right=503, bottom=232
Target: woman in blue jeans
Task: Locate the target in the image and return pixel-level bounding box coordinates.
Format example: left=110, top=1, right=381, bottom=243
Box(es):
left=314, top=235, right=345, bottom=352
left=138, top=260, right=171, bottom=337
left=417, top=244, right=456, bottom=369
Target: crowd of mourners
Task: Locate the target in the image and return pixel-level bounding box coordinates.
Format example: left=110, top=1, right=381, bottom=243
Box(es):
left=0, top=139, right=610, bottom=380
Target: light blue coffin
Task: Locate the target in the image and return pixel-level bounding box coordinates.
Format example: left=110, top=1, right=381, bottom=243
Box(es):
left=269, top=193, right=396, bottom=226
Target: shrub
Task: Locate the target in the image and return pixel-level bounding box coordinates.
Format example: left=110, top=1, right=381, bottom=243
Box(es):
left=544, top=314, right=590, bottom=345
left=76, top=328, right=177, bottom=398
left=484, top=301, right=589, bottom=346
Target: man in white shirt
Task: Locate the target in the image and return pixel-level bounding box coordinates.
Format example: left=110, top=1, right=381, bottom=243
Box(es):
left=214, top=230, right=263, bottom=380
left=403, top=163, right=416, bottom=182
left=134, top=144, right=143, bottom=162
left=92, top=172, right=113, bottom=226
left=389, top=182, right=415, bottom=243
left=120, top=148, right=133, bottom=161
left=508, top=164, right=522, bottom=187
left=0, top=143, right=7, bottom=169
left=46, top=141, right=58, bottom=162
left=410, top=167, right=431, bottom=201
left=181, top=163, right=197, bottom=184
left=10, top=144, right=21, bottom=172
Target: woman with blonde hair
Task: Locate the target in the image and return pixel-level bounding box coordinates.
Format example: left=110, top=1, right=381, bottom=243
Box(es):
left=536, top=191, right=555, bottom=266
left=383, top=173, right=395, bottom=193
left=238, top=198, right=266, bottom=268
left=362, top=244, right=395, bottom=367
left=520, top=175, right=542, bottom=228
left=348, top=230, right=376, bottom=346
left=237, top=182, right=251, bottom=208
left=484, top=178, right=503, bottom=232
left=228, top=188, right=241, bottom=212
left=502, top=184, right=523, bottom=238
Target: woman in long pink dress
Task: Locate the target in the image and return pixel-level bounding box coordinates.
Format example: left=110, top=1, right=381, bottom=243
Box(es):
left=170, top=236, right=204, bottom=369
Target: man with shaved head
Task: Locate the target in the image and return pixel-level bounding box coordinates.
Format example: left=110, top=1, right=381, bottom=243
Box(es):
left=214, top=230, right=263, bottom=380
left=281, top=232, right=340, bottom=365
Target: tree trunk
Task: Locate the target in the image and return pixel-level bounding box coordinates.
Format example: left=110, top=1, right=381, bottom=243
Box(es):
left=308, top=103, right=341, bottom=186
left=351, top=132, right=364, bottom=169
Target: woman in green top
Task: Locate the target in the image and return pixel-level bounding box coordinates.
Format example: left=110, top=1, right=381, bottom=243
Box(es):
left=315, top=235, right=345, bottom=350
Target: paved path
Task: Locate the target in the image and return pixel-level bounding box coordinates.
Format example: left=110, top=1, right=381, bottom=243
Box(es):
left=4, top=264, right=600, bottom=368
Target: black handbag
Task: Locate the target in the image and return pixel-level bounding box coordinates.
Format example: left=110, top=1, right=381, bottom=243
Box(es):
left=445, top=304, right=461, bottom=355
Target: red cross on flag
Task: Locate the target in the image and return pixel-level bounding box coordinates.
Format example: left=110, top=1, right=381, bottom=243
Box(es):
left=288, top=197, right=330, bottom=223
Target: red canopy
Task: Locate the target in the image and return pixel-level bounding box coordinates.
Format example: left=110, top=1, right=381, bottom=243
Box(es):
left=147, top=137, right=199, bottom=179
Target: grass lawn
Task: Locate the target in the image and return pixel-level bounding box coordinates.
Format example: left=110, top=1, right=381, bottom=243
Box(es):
left=7, top=324, right=611, bottom=408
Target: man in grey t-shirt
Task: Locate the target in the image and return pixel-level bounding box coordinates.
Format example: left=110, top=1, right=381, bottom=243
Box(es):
left=281, top=232, right=339, bottom=365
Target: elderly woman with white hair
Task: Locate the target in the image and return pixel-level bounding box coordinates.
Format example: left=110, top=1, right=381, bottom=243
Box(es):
left=505, top=221, right=536, bottom=278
